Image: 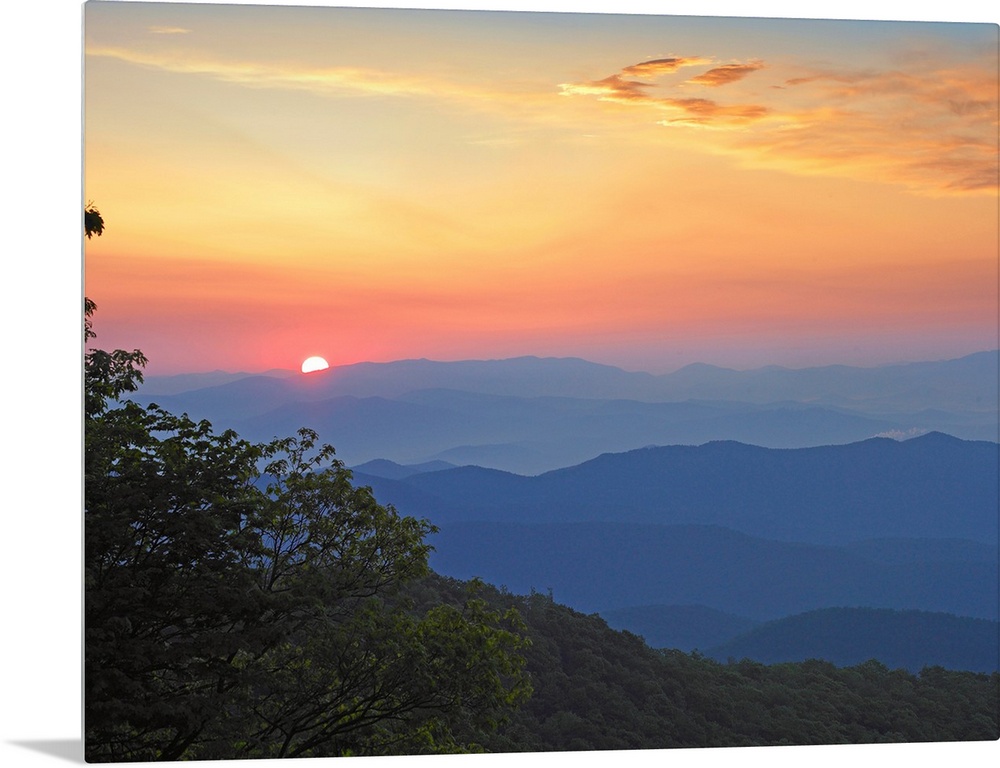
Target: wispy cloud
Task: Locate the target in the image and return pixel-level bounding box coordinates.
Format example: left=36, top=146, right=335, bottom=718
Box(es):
left=88, top=45, right=465, bottom=98
left=561, top=53, right=998, bottom=196
left=559, top=74, right=655, bottom=102
left=85, top=43, right=562, bottom=129
left=559, top=58, right=770, bottom=127
left=659, top=97, right=770, bottom=124
left=148, top=26, right=191, bottom=35
left=687, top=61, right=765, bottom=87
left=621, top=56, right=712, bottom=78
left=755, top=61, right=999, bottom=195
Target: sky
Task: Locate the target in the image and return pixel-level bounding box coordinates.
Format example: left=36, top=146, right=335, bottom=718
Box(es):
left=82, top=1, right=998, bottom=375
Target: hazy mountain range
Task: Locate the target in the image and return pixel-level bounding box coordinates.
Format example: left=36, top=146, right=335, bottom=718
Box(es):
left=132, top=352, right=999, bottom=672
left=704, top=608, right=999, bottom=674
left=423, top=520, right=997, bottom=621
left=136, top=351, right=998, bottom=474
left=600, top=605, right=999, bottom=674
left=140, top=351, right=998, bottom=409
left=353, top=433, right=998, bottom=544
left=364, top=433, right=997, bottom=671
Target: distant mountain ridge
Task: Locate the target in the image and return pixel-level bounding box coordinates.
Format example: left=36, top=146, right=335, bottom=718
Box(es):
left=131, top=351, right=999, bottom=474
left=139, top=368, right=296, bottom=395
left=426, top=521, right=997, bottom=621
left=661, top=350, right=998, bottom=412
left=704, top=608, right=1000, bottom=674
left=141, top=350, right=998, bottom=410
left=600, top=604, right=1000, bottom=674
left=351, top=458, right=456, bottom=480
left=371, top=433, right=998, bottom=634
left=357, top=433, right=999, bottom=544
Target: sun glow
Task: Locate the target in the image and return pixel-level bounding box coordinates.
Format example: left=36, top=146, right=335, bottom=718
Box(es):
left=83, top=4, right=999, bottom=374
left=301, top=356, right=329, bottom=374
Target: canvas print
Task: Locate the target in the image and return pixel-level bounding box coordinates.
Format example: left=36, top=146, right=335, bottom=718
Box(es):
left=83, top=0, right=999, bottom=762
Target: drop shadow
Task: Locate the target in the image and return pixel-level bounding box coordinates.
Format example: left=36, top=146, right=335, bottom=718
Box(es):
left=8, top=739, right=82, bottom=763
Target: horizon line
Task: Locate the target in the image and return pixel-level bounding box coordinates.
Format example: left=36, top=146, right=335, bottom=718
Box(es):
left=140, top=347, right=1000, bottom=379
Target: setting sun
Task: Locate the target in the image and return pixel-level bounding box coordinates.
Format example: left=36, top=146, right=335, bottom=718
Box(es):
left=301, top=356, right=329, bottom=374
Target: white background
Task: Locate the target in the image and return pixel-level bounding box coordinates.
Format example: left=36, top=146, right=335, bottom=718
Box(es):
left=3, top=1, right=997, bottom=766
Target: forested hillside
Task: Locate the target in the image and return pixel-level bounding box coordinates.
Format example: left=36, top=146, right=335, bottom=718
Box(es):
left=412, top=576, right=999, bottom=751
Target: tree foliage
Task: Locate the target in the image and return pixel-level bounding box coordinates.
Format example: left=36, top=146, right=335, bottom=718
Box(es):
left=439, top=582, right=999, bottom=752
left=85, top=202, right=104, bottom=239
left=84, top=281, right=530, bottom=760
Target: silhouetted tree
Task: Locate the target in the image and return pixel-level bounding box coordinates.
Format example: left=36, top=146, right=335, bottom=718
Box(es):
left=85, top=202, right=104, bottom=239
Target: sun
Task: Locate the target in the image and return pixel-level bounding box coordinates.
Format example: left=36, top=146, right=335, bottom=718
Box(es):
left=301, top=356, right=330, bottom=374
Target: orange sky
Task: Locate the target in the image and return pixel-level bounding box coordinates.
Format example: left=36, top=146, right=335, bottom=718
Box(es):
left=83, top=1, right=999, bottom=374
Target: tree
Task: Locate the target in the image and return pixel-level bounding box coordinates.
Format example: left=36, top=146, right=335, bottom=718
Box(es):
left=84, top=211, right=530, bottom=761
left=217, top=577, right=532, bottom=758
left=84, top=295, right=285, bottom=758
left=85, top=202, right=104, bottom=239
left=85, top=397, right=270, bottom=760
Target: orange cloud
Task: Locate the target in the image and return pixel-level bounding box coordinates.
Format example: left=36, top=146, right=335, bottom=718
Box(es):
left=621, top=56, right=712, bottom=77
left=687, top=60, right=765, bottom=87
left=660, top=97, right=770, bottom=124
left=562, top=52, right=998, bottom=196
left=559, top=74, right=654, bottom=102
left=560, top=58, right=771, bottom=126
left=752, top=60, right=999, bottom=195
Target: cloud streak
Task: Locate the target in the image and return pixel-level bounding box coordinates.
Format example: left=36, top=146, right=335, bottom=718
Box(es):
left=687, top=61, right=765, bottom=87
left=621, top=56, right=712, bottom=78
left=756, top=61, right=999, bottom=195
left=84, top=43, right=573, bottom=128
left=561, top=53, right=998, bottom=196
left=559, top=57, right=770, bottom=127
left=88, top=45, right=469, bottom=98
